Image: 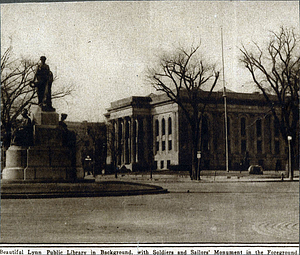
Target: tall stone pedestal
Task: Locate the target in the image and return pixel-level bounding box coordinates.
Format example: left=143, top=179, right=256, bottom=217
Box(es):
left=2, top=146, right=27, bottom=180
left=2, top=108, right=77, bottom=182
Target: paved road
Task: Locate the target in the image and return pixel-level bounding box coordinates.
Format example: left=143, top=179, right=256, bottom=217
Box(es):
left=1, top=181, right=298, bottom=243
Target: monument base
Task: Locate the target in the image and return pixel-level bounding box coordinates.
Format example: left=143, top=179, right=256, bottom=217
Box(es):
left=31, top=105, right=59, bottom=126
left=2, top=106, right=80, bottom=182
left=24, top=167, right=72, bottom=181
left=2, top=145, right=76, bottom=182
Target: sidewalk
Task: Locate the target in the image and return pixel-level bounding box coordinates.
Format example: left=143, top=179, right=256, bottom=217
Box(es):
left=2, top=170, right=297, bottom=199
left=95, top=170, right=299, bottom=183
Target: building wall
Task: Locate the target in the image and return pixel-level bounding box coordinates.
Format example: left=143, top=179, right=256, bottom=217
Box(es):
left=152, top=102, right=179, bottom=170
left=66, top=121, right=107, bottom=176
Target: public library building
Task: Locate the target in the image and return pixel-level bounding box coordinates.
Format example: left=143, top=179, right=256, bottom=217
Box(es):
left=105, top=90, right=289, bottom=172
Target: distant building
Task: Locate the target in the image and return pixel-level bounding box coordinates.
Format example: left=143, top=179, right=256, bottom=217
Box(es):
left=105, top=90, right=291, bottom=171
left=66, top=121, right=106, bottom=176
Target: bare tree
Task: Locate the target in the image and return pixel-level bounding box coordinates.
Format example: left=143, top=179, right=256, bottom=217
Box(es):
left=147, top=45, right=220, bottom=180
left=1, top=47, right=74, bottom=149
left=86, top=123, right=107, bottom=176
left=240, top=27, right=299, bottom=179
left=106, top=122, right=122, bottom=178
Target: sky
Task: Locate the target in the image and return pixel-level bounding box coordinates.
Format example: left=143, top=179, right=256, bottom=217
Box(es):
left=1, top=1, right=299, bottom=122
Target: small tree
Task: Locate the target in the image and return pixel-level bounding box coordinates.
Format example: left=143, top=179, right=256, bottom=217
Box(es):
left=147, top=45, right=219, bottom=180
left=240, top=27, right=299, bottom=179
left=1, top=47, right=74, bottom=149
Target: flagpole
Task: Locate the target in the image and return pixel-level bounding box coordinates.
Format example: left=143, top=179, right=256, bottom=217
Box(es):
left=221, top=27, right=229, bottom=172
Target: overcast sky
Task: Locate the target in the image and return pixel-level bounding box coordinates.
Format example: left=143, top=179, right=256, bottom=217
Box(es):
left=1, top=1, right=299, bottom=122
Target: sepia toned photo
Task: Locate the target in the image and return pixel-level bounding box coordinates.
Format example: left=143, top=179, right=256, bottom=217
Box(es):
left=0, top=0, right=299, bottom=246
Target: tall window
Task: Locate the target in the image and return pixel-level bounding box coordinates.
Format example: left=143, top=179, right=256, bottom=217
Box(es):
left=256, top=119, right=262, bottom=154
left=168, top=117, right=172, bottom=135
left=162, top=118, right=166, bottom=135
left=241, top=139, right=246, bottom=153
left=162, top=141, right=166, bottom=151
left=241, top=117, right=246, bottom=137
left=168, top=140, right=172, bottom=151
left=257, top=140, right=262, bottom=153
left=256, top=119, right=262, bottom=137
left=155, top=119, right=159, bottom=137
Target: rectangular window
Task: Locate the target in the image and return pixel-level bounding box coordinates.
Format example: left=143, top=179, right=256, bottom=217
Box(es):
left=156, top=141, right=159, bottom=153
left=257, top=140, right=262, bottom=153
left=167, top=160, right=171, bottom=169
left=162, top=141, right=166, bottom=151
left=168, top=140, right=172, bottom=151
left=241, top=139, right=246, bottom=153
left=161, top=160, right=164, bottom=169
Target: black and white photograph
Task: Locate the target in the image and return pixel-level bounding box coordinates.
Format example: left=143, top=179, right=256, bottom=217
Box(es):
left=0, top=0, right=299, bottom=246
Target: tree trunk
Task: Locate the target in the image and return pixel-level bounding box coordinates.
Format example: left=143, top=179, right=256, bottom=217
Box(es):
left=191, top=126, right=200, bottom=180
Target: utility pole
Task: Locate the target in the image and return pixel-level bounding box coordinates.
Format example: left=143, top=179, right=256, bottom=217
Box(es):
left=288, top=136, right=293, bottom=181
left=221, top=27, right=229, bottom=172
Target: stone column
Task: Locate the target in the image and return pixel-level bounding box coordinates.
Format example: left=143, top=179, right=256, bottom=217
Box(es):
left=138, top=117, right=144, bottom=163
left=123, top=118, right=130, bottom=165
left=135, top=119, right=139, bottom=163
left=122, top=119, right=125, bottom=165
left=127, top=119, right=132, bottom=164
left=113, top=119, right=120, bottom=166
left=174, top=112, right=179, bottom=152
left=130, top=117, right=135, bottom=164
left=143, top=117, right=150, bottom=166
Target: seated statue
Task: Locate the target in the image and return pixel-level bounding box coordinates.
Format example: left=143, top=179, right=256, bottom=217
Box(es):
left=11, top=109, right=33, bottom=147
left=58, top=113, right=76, bottom=148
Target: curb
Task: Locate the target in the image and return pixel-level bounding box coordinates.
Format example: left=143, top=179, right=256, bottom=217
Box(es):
left=1, top=181, right=169, bottom=199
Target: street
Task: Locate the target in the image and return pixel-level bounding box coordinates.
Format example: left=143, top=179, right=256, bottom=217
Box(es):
left=1, top=180, right=298, bottom=243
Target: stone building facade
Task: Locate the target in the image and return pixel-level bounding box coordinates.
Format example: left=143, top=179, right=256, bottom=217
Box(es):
left=105, top=90, right=289, bottom=171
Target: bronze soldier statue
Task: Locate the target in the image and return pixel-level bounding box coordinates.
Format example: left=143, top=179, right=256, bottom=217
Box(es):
left=31, top=56, right=55, bottom=111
